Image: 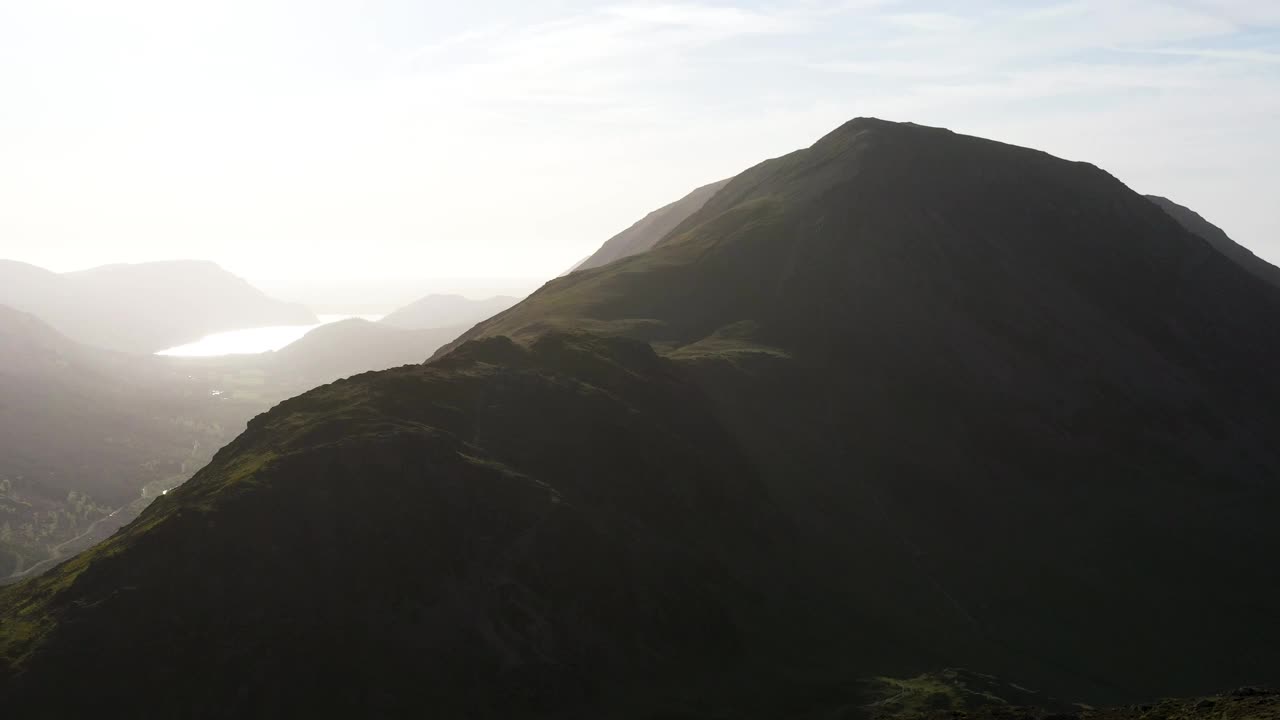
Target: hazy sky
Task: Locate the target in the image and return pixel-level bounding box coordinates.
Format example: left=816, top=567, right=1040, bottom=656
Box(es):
left=1, top=1, right=1277, bottom=294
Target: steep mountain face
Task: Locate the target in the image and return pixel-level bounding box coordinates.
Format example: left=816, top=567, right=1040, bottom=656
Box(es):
left=379, top=293, right=519, bottom=330
left=0, top=260, right=315, bottom=353
left=1145, top=195, right=1280, bottom=289
left=570, top=178, right=731, bottom=272
left=4, top=119, right=1280, bottom=717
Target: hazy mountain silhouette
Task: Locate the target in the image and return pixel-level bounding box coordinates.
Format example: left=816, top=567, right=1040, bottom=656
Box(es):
left=0, top=310, right=463, bottom=582
left=0, top=260, right=315, bottom=353
left=379, top=294, right=519, bottom=330
left=254, top=318, right=464, bottom=390
left=570, top=178, right=730, bottom=272
left=0, top=305, right=257, bottom=578
left=1145, top=194, right=1280, bottom=289
left=4, top=120, right=1280, bottom=717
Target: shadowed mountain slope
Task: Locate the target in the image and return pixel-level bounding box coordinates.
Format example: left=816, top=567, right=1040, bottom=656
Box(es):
left=1145, top=194, right=1280, bottom=289
left=0, top=260, right=315, bottom=353
left=3, top=119, right=1280, bottom=717
left=570, top=178, right=731, bottom=273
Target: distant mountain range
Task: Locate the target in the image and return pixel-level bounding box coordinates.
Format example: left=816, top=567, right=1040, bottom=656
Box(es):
left=0, top=259, right=315, bottom=353
left=4, top=119, right=1280, bottom=717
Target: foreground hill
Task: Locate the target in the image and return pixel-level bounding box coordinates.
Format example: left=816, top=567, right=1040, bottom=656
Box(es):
left=0, top=260, right=315, bottom=352
left=3, top=119, right=1280, bottom=717
left=570, top=178, right=730, bottom=273
left=379, top=293, right=519, bottom=330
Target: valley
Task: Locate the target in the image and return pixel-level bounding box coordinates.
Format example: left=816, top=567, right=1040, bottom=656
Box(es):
left=0, top=292, right=511, bottom=582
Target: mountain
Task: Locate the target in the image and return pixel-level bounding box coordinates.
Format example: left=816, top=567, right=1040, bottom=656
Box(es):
left=1145, top=195, right=1280, bottom=289
left=5, top=119, right=1280, bottom=717
left=570, top=178, right=731, bottom=272
left=0, top=260, right=316, bottom=353
left=0, top=305, right=256, bottom=579
left=0, top=301, right=85, bottom=375
left=255, top=318, right=464, bottom=390
left=168, top=320, right=463, bottom=410
left=379, top=294, right=520, bottom=330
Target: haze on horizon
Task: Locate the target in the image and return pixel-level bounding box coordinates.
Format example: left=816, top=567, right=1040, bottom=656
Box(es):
left=1, top=0, right=1277, bottom=292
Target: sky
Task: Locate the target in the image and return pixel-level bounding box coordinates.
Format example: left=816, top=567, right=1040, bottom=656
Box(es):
left=1, top=0, right=1277, bottom=299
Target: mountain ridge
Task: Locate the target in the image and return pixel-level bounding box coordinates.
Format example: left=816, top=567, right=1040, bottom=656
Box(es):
left=571, top=177, right=732, bottom=273
left=1144, top=194, right=1280, bottom=289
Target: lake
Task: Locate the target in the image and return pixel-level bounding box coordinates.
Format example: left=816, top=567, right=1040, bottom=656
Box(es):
left=156, top=314, right=383, bottom=357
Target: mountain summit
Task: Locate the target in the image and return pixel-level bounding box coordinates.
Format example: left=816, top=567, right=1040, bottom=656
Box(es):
left=3, top=119, right=1280, bottom=717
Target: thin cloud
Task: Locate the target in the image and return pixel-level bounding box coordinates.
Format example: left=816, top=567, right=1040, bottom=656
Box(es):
left=605, top=4, right=798, bottom=33
left=1135, top=47, right=1280, bottom=64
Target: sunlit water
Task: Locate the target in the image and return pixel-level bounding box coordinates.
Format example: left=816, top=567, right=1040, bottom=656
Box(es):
left=155, top=314, right=383, bottom=357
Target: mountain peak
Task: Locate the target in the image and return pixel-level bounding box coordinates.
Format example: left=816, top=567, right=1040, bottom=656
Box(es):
left=443, top=117, right=1195, bottom=356
left=809, top=116, right=951, bottom=149
left=816, top=115, right=932, bottom=136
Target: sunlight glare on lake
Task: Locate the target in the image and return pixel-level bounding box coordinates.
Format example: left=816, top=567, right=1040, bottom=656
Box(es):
left=155, top=314, right=383, bottom=357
